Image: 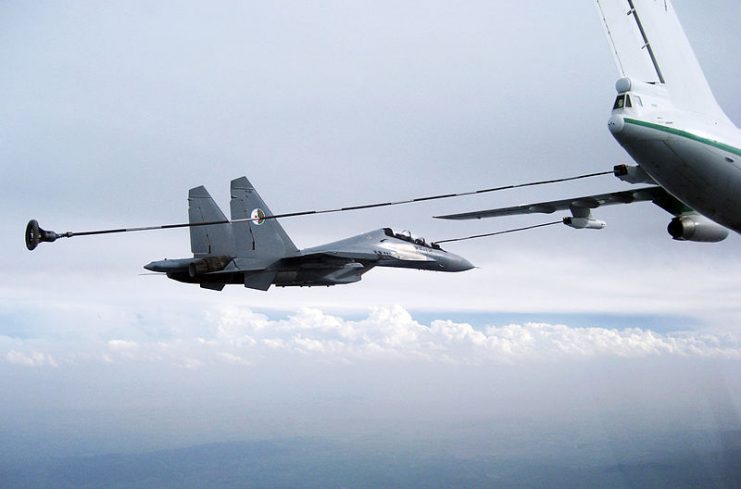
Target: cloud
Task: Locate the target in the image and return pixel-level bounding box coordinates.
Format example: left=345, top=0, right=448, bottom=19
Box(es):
left=217, top=352, right=253, bottom=366
left=5, top=350, right=58, bottom=368
left=108, top=339, right=139, bottom=351
left=2, top=306, right=741, bottom=370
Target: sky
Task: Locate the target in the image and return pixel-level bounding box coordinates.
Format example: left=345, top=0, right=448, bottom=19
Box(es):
left=2, top=0, right=741, bottom=484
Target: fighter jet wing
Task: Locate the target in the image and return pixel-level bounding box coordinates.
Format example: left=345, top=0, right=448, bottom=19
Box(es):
left=309, top=251, right=380, bottom=261
left=282, top=250, right=381, bottom=267
left=435, top=186, right=690, bottom=220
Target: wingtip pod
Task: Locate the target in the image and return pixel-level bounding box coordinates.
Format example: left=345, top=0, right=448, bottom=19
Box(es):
left=25, top=220, right=62, bottom=251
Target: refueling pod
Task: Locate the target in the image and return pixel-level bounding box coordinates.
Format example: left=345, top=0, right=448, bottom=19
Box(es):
left=613, top=164, right=656, bottom=185
left=563, top=216, right=607, bottom=230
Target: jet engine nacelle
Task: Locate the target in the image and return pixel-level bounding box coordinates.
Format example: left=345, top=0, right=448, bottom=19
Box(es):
left=563, top=217, right=607, bottom=230
left=667, top=216, right=729, bottom=242
left=188, top=256, right=232, bottom=277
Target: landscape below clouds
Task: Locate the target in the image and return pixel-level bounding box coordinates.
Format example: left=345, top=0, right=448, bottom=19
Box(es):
left=2, top=304, right=741, bottom=487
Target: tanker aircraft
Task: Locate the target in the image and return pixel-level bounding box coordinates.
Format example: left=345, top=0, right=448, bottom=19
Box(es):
left=26, top=177, right=473, bottom=291
left=437, top=0, right=740, bottom=243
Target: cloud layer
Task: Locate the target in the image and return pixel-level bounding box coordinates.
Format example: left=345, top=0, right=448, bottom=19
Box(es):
left=3, top=305, right=741, bottom=370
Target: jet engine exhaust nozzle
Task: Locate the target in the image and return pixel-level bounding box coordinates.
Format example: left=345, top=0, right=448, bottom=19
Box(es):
left=25, top=220, right=62, bottom=251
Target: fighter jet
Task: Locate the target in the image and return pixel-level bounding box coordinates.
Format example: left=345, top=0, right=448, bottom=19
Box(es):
left=437, top=0, right=740, bottom=243
left=26, top=177, right=473, bottom=291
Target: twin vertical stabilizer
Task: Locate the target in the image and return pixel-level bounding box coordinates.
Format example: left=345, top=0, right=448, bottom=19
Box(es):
left=187, top=177, right=297, bottom=260
left=230, top=177, right=298, bottom=259
left=188, top=186, right=234, bottom=257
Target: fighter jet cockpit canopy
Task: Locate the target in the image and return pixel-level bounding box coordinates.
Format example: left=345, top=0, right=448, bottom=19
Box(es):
left=383, top=228, right=441, bottom=250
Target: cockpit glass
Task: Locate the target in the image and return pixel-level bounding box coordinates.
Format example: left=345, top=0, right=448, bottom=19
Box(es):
left=625, top=94, right=632, bottom=108
left=388, top=228, right=437, bottom=249
left=613, top=95, right=625, bottom=110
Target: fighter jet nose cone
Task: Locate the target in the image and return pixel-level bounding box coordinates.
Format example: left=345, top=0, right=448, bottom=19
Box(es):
left=144, top=262, right=157, bottom=271
left=447, top=255, right=474, bottom=272
left=608, top=114, right=625, bottom=134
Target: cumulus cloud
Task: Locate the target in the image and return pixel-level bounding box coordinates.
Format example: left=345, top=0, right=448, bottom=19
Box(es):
left=3, top=306, right=741, bottom=369
left=218, top=352, right=253, bottom=366
left=204, top=306, right=741, bottom=364
left=108, top=339, right=139, bottom=351
left=6, top=350, right=58, bottom=368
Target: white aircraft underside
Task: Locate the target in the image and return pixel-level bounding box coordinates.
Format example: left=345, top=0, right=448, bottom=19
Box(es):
left=610, top=110, right=741, bottom=232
